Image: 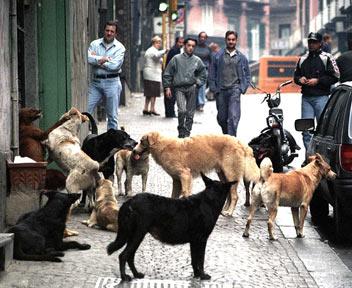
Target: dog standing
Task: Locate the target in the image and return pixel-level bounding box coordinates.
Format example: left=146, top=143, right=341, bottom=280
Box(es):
left=107, top=174, right=236, bottom=281
left=115, top=149, right=150, bottom=196
left=82, top=179, right=119, bottom=232
left=133, top=131, right=259, bottom=216
left=7, top=191, right=90, bottom=262
left=243, top=153, right=336, bottom=240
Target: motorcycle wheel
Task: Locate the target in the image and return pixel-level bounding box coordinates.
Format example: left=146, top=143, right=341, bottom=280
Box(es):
left=272, top=132, right=283, bottom=172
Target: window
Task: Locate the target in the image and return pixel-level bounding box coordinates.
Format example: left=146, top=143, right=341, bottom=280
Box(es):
left=279, top=24, right=291, bottom=39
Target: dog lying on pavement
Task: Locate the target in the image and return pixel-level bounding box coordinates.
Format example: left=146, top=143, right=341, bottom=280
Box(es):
left=115, top=149, right=150, bottom=196
left=107, top=174, right=236, bottom=281
left=242, top=153, right=336, bottom=240
left=82, top=179, right=119, bottom=232
left=7, top=191, right=90, bottom=262
left=133, top=131, right=259, bottom=216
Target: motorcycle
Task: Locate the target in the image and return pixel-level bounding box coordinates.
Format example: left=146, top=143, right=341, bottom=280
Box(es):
left=248, top=80, right=300, bottom=173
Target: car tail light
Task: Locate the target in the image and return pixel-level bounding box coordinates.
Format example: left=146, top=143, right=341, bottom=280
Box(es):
left=340, top=144, right=352, bottom=172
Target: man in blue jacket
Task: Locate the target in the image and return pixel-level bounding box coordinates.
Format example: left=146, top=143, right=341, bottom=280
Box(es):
left=209, top=30, right=250, bottom=137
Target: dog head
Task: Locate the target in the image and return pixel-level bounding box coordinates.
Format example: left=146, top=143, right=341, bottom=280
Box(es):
left=201, top=173, right=237, bottom=198
left=41, top=191, right=81, bottom=219
left=133, top=131, right=160, bottom=155
left=96, top=179, right=115, bottom=199
left=19, top=107, right=42, bottom=124
left=106, top=129, right=137, bottom=150
left=60, top=107, right=89, bottom=123
left=308, top=153, right=336, bottom=181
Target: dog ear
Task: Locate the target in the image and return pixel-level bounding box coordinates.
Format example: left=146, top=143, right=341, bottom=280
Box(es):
left=201, top=173, right=213, bottom=187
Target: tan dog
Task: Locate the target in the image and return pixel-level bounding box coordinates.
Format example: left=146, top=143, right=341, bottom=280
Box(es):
left=82, top=179, right=118, bottom=232
left=243, top=153, right=336, bottom=240
left=133, top=132, right=259, bottom=215
left=115, top=149, right=150, bottom=196
left=47, top=107, right=108, bottom=193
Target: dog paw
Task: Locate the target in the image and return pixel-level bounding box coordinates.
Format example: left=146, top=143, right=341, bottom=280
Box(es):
left=221, top=210, right=232, bottom=217
left=134, top=272, right=145, bottom=279
left=297, top=234, right=305, bottom=238
left=121, top=274, right=132, bottom=282
left=244, top=201, right=250, bottom=207
left=200, top=273, right=211, bottom=280
left=79, top=244, right=91, bottom=250
left=269, top=236, right=278, bottom=241
left=51, top=257, right=63, bottom=262
left=50, top=251, right=65, bottom=257
left=242, top=232, right=249, bottom=238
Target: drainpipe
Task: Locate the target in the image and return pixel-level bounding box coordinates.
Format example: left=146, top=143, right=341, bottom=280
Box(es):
left=10, top=0, right=19, bottom=157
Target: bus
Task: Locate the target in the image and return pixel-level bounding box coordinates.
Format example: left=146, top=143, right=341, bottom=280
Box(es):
left=247, top=56, right=300, bottom=94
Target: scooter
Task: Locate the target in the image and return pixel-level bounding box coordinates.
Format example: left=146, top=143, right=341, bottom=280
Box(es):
left=248, top=80, right=300, bottom=173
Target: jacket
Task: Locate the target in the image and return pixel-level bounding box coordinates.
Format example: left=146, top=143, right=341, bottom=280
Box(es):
left=143, top=46, right=167, bottom=82
left=208, top=48, right=250, bottom=94
left=163, top=53, right=207, bottom=88
left=336, top=51, right=352, bottom=83
left=294, top=50, right=340, bottom=96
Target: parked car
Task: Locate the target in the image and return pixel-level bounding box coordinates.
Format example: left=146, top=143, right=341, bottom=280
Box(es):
left=295, top=83, right=352, bottom=242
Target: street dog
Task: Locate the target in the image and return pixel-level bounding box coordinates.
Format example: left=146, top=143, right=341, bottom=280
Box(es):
left=82, top=179, right=119, bottom=232
left=19, top=107, right=70, bottom=162
left=81, top=112, right=137, bottom=180
left=242, top=153, right=336, bottom=240
left=133, top=131, right=259, bottom=216
left=107, top=174, right=237, bottom=281
left=7, top=191, right=90, bottom=262
left=115, top=149, right=150, bottom=196
left=46, top=107, right=116, bottom=194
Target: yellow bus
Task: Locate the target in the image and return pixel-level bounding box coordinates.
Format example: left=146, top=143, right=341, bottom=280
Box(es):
left=248, top=56, right=300, bottom=94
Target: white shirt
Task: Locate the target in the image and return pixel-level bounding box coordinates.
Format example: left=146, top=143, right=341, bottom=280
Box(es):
left=143, top=46, right=166, bottom=82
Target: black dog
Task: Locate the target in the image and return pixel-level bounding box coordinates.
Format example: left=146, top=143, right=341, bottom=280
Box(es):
left=7, top=191, right=90, bottom=262
left=81, top=112, right=137, bottom=179
left=107, top=174, right=236, bottom=281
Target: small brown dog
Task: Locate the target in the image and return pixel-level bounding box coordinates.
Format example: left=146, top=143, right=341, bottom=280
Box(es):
left=19, top=107, right=69, bottom=162
left=243, top=153, right=336, bottom=240
left=82, top=179, right=118, bottom=232
left=115, top=149, right=150, bottom=196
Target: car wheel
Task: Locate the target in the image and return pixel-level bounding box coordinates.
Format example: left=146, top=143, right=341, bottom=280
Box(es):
left=334, top=194, right=351, bottom=243
left=310, top=189, right=329, bottom=225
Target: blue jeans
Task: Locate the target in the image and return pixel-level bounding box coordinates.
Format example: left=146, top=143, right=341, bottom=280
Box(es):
left=197, top=84, right=206, bottom=107
left=216, top=85, right=241, bottom=136
left=301, top=95, right=329, bottom=150
left=88, top=78, right=122, bottom=130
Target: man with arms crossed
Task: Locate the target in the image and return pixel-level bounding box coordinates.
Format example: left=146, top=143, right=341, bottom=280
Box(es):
left=87, top=21, right=125, bottom=130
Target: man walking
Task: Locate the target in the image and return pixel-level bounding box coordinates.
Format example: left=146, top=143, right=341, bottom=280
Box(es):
left=164, top=36, right=184, bottom=118
left=209, top=31, right=250, bottom=137
left=163, top=38, right=207, bottom=138
left=336, top=39, right=352, bottom=83
left=294, top=32, right=339, bottom=150
left=194, top=32, right=212, bottom=112
left=87, top=21, right=125, bottom=130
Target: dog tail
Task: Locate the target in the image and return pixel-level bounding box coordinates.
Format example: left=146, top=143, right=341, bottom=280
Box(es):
left=260, top=157, right=273, bottom=181
left=107, top=201, right=133, bottom=255
left=82, top=112, right=98, bottom=135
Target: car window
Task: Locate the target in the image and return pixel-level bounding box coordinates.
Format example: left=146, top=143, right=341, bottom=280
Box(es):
left=316, top=87, right=350, bottom=137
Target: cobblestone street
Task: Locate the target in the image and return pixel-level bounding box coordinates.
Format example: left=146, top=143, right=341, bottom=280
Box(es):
left=1, top=94, right=352, bottom=288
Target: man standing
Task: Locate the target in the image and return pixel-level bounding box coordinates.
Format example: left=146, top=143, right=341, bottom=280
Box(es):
left=194, top=32, right=212, bottom=112
left=87, top=21, right=125, bottom=130
left=336, top=39, right=352, bottom=83
left=164, top=36, right=184, bottom=118
left=209, top=31, right=250, bottom=137
left=294, top=32, right=340, bottom=150
left=163, top=38, right=207, bottom=138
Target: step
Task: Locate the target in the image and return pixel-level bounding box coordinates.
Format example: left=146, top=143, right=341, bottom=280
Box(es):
left=0, top=233, right=14, bottom=271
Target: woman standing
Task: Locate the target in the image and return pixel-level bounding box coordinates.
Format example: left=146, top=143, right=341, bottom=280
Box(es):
left=143, top=36, right=167, bottom=116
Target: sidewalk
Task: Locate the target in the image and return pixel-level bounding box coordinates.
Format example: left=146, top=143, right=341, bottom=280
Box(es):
left=1, top=93, right=351, bottom=288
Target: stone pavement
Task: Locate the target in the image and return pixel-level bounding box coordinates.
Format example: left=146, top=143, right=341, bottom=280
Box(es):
left=1, top=93, right=352, bottom=288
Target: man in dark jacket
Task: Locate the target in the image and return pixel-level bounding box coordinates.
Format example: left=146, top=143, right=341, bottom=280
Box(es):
left=209, top=30, right=250, bottom=137
left=336, top=39, right=352, bottom=83
left=294, top=32, right=340, bottom=150
left=164, top=36, right=184, bottom=118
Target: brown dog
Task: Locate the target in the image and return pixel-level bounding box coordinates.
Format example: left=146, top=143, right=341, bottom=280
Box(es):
left=243, top=153, right=336, bottom=240
left=19, top=107, right=69, bottom=162
left=133, top=132, right=259, bottom=215
left=82, top=179, right=118, bottom=232
left=115, top=149, right=150, bottom=196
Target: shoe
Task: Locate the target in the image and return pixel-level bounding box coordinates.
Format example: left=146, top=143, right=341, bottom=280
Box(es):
left=150, top=111, right=160, bottom=116
left=143, top=110, right=151, bottom=115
